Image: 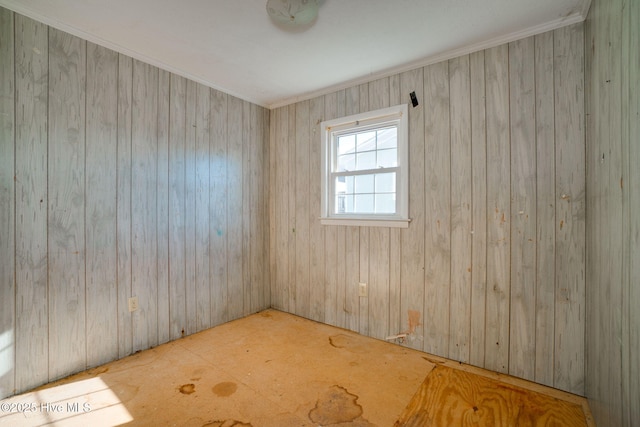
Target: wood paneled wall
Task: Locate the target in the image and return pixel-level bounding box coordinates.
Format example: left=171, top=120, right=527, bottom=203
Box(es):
left=585, top=0, right=640, bottom=425
left=269, top=24, right=586, bottom=395
left=0, top=9, right=270, bottom=399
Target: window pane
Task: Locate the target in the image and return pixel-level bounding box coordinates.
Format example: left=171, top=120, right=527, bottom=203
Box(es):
left=356, top=131, right=376, bottom=151
left=356, top=151, right=376, bottom=170
left=377, top=127, right=397, bottom=149
left=375, top=172, right=395, bottom=193
left=337, top=154, right=355, bottom=171
left=375, top=193, right=396, bottom=214
left=335, top=194, right=353, bottom=214
left=354, top=194, right=374, bottom=213
left=354, top=174, right=374, bottom=194
left=338, top=134, right=355, bottom=155
left=377, top=148, right=397, bottom=168
left=345, top=175, right=355, bottom=194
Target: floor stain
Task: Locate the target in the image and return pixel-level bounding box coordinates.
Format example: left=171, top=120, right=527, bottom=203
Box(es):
left=202, top=421, right=252, bottom=427
left=309, top=385, right=373, bottom=425
left=86, top=366, right=109, bottom=376
left=328, top=334, right=368, bottom=353
left=179, top=383, right=196, bottom=394
left=212, top=381, right=238, bottom=397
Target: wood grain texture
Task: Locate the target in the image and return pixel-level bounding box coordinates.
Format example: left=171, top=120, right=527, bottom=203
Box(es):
left=268, top=27, right=587, bottom=396
left=484, top=44, right=511, bottom=375
left=156, top=69, right=170, bottom=345
left=226, top=96, right=244, bottom=320
left=195, top=83, right=211, bottom=330
left=0, top=6, right=15, bottom=398
left=209, top=88, right=229, bottom=327
left=394, top=365, right=588, bottom=427
left=85, top=42, right=118, bottom=367
left=553, top=23, right=585, bottom=395
left=533, top=31, right=556, bottom=388
left=469, top=50, right=487, bottom=369
left=286, top=103, right=297, bottom=315
left=168, top=74, right=187, bottom=340
left=584, top=0, right=639, bottom=424
left=47, top=28, right=87, bottom=381
left=8, top=40, right=37, bottom=393
left=308, top=96, right=325, bottom=323
left=508, top=37, right=536, bottom=382
left=294, top=101, right=311, bottom=318
left=423, top=61, right=450, bottom=356
left=400, top=69, right=425, bottom=351
left=116, top=54, right=133, bottom=359
left=131, top=59, right=158, bottom=352
left=449, top=55, right=472, bottom=363
left=2, top=7, right=271, bottom=399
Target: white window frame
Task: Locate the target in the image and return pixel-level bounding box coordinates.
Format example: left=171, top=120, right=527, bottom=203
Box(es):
left=320, top=104, right=409, bottom=228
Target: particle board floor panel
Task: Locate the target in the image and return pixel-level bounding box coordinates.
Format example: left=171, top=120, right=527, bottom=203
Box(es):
left=0, top=309, right=594, bottom=426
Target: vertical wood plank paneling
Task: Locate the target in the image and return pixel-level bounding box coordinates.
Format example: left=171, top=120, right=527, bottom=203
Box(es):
left=294, top=101, right=311, bottom=318
left=251, top=104, right=267, bottom=312
left=47, top=28, right=86, bottom=380
left=85, top=42, right=118, bottom=367
left=286, top=103, right=296, bottom=314
left=388, top=74, right=402, bottom=340
left=508, top=37, right=537, bottom=382
left=266, top=25, right=587, bottom=397
left=400, top=69, right=425, bottom=351
left=195, top=84, right=211, bottom=329
left=116, top=54, right=133, bottom=358
left=484, top=44, right=511, bottom=374
left=583, top=0, right=640, bottom=421
left=169, top=74, right=187, bottom=339
left=15, top=14, right=49, bottom=393
left=368, top=78, right=391, bottom=340
left=324, top=92, right=339, bottom=327
left=619, top=0, right=631, bottom=421
left=3, top=9, right=272, bottom=399
left=534, top=31, right=556, bottom=387
left=210, top=89, right=228, bottom=326
left=308, top=96, right=325, bottom=322
left=469, top=50, right=488, bottom=368
left=131, top=59, right=158, bottom=351
left=554, top=23, right=586, bottom=395
left=627, top=1, right=640, bottom=422
left=0, top=6, right=15, bottom=398
left=243, top=100, right=253, bottom=316
left=358, top=83, right=370, bottom=336
left=343, top=86, right=360, bottom=333
left=184, top=80, right=197, bottom=335
left=586, top=0, right=609, bottom=415
left=423, top=62, right=450, bottom=355
left=262, top=107, right=272, bottom=309
left=334, top=90, right=347, bottom=330
left=448, top=55, right=472, bottom=363
left=156, top=69, right=170, bottom=345
left=226, top=96, right=244, bottom=320
left=273, top=106, right=289, bottom=311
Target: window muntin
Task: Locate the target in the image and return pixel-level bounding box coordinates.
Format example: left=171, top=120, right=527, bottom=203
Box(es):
left=321, top=104, right=409, bottom=227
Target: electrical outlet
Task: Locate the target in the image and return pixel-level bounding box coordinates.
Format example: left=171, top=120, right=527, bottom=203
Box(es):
left=128, top=296, right=139, bottom=312
left=358, top=282, right=367, bottom=297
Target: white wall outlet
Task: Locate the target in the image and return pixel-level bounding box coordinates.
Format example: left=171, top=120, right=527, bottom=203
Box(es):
left=128, top=296, right=139, bottom=312
left=358, top=282, right=367, bottom=297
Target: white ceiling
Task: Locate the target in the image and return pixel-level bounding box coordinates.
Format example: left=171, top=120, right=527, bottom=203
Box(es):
left=0, top=0, right=590, bottom=108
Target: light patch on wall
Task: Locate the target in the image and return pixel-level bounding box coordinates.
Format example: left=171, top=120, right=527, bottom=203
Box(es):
left=0, top=377, right=133, bottom=426
left=0, top=330, right=13, bottom=396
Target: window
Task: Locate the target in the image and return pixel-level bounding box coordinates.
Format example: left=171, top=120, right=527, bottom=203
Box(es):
left=321, top=104, right=409, bottom=227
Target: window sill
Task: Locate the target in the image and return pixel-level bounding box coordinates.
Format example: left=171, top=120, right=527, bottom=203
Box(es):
left=320, top=217, right=410, bottom=228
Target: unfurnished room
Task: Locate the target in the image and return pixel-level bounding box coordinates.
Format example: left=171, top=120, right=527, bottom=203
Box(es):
left=0, top=0, right=638, bottom=426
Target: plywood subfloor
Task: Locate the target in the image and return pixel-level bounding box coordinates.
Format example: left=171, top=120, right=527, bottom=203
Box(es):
left=0, top=310, right=593, bottom=426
